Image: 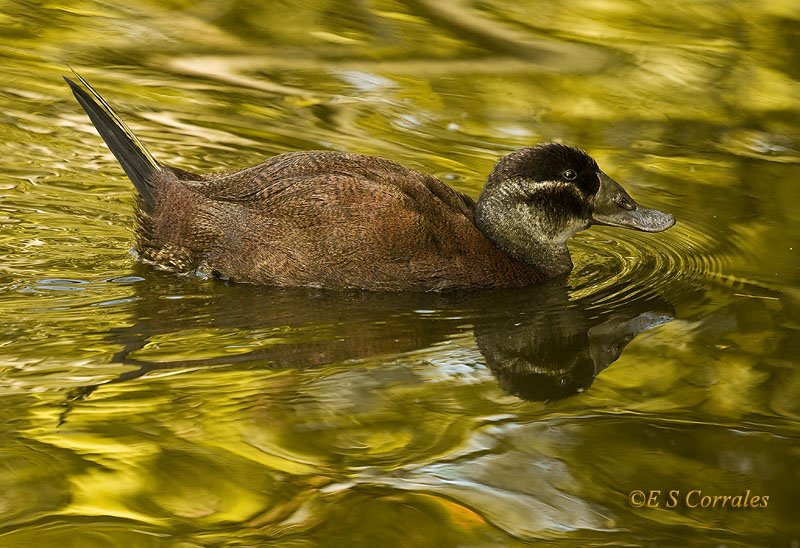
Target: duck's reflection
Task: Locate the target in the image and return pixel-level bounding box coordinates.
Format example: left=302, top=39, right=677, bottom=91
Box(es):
left=64, top=269, right=673, bottom=416
left=477, top=305, right=671, bottom=401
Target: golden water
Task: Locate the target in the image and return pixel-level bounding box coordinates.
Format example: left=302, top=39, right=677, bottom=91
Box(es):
left=1, top=1, right=799, bottom=546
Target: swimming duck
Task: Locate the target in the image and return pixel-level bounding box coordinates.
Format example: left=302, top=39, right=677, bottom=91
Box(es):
left=64, top=73, right=674, bottom=291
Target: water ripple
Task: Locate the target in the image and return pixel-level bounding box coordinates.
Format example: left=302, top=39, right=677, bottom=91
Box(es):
left=568, top=221, right=748, bottom=308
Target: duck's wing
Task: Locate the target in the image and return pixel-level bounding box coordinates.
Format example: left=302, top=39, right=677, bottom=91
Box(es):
left=182, top=150, right=477, bottom=221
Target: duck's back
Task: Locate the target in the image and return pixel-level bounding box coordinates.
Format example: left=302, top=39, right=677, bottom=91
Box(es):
left=137, top=151, right=543, bottom=291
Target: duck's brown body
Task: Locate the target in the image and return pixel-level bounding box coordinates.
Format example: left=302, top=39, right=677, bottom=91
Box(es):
left=145, top=151, right=543, bottom=290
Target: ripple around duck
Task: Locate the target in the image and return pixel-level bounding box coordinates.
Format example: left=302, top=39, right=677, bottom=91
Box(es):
left=568, top=222, right=745, bottom=310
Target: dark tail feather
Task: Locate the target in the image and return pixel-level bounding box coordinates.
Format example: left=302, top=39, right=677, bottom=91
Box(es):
left=64, top=72, right=161, bottom=210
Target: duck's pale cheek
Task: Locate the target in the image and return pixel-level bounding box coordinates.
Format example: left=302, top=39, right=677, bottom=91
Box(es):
left=536, top=215, right=588, bottom=245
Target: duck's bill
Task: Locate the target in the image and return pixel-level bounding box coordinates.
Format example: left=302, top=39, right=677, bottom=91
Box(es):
left=592, top=206, right=675, bottom=232
left=590, top=172, right=675, bottom=233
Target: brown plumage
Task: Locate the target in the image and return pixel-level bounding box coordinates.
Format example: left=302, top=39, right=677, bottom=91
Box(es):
left=140, top=152, right=542, bottom=290
left=65, top=73, right=674, bottom=292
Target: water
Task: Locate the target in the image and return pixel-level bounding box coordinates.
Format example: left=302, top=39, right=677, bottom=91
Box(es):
left=1, top=1, right=799, bottom=546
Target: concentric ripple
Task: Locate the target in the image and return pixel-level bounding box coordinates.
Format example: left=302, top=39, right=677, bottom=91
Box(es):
left=567, top=222, right=738, bottom=309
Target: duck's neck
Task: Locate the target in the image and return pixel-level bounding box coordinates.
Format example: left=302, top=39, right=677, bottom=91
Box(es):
left=474, top=200, right=574, bottom=279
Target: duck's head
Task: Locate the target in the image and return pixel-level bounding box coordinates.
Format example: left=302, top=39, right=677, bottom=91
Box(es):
left=475, top=143, right=674, bottom=277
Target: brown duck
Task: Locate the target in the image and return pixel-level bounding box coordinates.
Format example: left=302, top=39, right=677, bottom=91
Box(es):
left=65, top=73, right=674, bottom=291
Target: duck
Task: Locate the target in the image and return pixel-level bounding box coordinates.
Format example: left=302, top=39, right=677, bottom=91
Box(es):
left=64, top=72, right=675, bottom=292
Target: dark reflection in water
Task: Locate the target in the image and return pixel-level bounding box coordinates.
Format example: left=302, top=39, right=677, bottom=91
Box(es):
left=61, top=270, right=673, bottom=420
left=477, top=299, right=671, bottom=402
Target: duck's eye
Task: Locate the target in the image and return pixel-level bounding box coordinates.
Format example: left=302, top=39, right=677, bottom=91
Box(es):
left=563, top=169, right=577, bottom=180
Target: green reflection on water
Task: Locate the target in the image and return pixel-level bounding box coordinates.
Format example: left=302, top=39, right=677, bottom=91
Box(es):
left=1, top=0, right=799, bottom=546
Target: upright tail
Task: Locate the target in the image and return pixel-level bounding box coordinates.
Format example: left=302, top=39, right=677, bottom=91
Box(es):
left=64, top=71, right=161, bottom=211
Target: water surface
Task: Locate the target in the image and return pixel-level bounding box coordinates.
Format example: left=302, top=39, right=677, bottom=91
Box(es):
left=1, top=1, right=799, bottom=546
